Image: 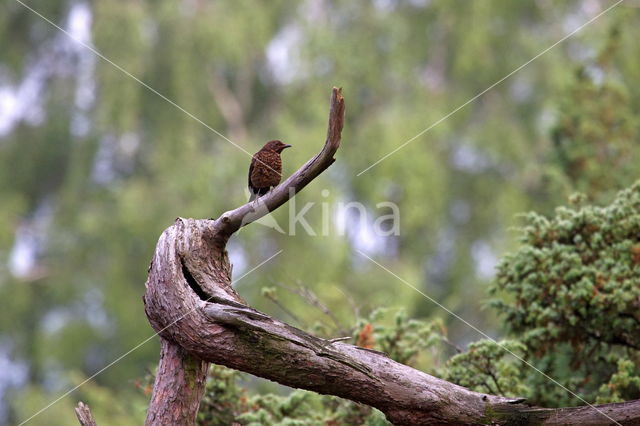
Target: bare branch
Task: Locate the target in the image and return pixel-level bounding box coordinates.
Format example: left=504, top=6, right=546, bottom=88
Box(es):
left=142, top=87, right=640, bottom=424
left=276, top=281, right=349, bottom=335
left=262, top=287, right=307, bottom=327
left=74, top=402, right=97, bottom=426
left=144, top=216, right=640, bottom=425
left=212, top=87, right=345, bottom=240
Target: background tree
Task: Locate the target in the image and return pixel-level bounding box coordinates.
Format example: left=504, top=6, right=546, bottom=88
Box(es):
left=1, top=1, right=639, bottom=424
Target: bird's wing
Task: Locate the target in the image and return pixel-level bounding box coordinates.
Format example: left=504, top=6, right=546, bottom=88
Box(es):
left=248, top=155, right=256, bottom=190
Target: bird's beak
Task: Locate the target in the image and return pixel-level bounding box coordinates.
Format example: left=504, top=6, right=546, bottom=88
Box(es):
left=283, top=144, right=292, bottom=149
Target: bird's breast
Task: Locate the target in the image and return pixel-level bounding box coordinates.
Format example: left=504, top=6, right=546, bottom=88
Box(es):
left=250, top=151, right=282, bottom=188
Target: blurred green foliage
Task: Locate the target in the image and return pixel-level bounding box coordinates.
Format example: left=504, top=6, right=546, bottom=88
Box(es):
left=550, top=27, right=640, bottom=201
left=1, top=0, right=639, bottom=424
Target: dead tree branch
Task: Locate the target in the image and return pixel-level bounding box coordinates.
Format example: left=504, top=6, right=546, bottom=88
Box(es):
left=211, top=87, right=344, bottom=242
left=141, top=87, right=640, bottom=425
left=74, top=402, right=97, bottom=426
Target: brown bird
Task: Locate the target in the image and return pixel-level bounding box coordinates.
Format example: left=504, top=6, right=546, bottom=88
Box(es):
left=248, top=140, right=292, bottom=201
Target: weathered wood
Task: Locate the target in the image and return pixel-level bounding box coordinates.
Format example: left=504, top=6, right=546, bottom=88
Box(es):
left=142, top=87, right=640, bottom=425
left=143, top=216, right=640, bottom=425
left=74, top=402, right=97, bottom=426
left=142, top=87, right=345, bottom=426
left=144, top=339, right=208, bottom=426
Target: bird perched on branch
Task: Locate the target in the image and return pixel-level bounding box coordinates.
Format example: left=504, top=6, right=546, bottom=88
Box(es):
left=248, top=140, right=292, bottom=201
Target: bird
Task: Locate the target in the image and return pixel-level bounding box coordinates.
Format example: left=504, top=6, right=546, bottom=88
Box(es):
left=248, top=140, right=292, bottom=202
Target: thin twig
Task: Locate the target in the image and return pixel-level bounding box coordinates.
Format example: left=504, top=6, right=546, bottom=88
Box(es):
left=440, top=336, right=463, bottom=354
left=275, top=280, right=349, bottom=336
left=263, top=290, right=307, bottom=328
left=334, top=285, right=360, bottom=321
